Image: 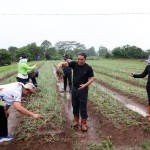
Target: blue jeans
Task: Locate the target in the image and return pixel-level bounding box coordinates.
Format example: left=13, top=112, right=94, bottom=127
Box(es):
left=0, top=106, right=8, bottom=137
left=27, top=71, right=39, bottom=87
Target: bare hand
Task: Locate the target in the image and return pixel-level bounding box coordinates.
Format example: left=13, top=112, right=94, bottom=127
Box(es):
left=130, top=72, right=134, bottom=77
left=32, top=114, right=42, bottom=119
left=78, top=84, right=86, bottom=90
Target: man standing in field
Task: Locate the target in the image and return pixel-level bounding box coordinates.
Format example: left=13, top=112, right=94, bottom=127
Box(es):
left=57, top=52, right=94, bottom=131
left=131, top=55, right=150, bottom=121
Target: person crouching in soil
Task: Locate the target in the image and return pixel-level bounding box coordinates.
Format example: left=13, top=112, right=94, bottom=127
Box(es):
left=57, top=52, right=94, bottom=131
left=0, top=82, right=41, bottom=142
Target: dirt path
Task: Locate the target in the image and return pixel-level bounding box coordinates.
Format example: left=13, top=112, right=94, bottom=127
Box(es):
left=94, top=81, right=148, bottom=117
left=52, top=65, right=101, bottom=150
left=52, top=65, right=150, bottom=149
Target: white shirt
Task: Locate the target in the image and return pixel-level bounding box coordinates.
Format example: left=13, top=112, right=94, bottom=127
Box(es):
left=0, top=82, right=22, bottom=106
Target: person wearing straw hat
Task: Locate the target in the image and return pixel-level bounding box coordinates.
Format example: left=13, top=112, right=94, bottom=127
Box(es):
left=0, top=82, right=41, bottom=142
left=131, top=55, right=150, bottom=121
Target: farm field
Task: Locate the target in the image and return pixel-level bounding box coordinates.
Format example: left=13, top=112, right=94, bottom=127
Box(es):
left=1, top=59, right=150, bottom=150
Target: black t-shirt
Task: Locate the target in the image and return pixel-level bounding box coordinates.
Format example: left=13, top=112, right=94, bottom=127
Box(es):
left=68, top=61, right=94, bottom=88
left=133, top=65, right=150, bottom=85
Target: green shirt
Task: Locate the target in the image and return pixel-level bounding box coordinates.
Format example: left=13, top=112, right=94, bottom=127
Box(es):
left=18, top=63, right=36, bottom=75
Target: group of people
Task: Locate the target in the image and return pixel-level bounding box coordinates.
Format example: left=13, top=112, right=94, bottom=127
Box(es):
left=59, top=53, right=150, bottom=131
left=1, top=52, right=150, bottom=143
left=0, top=56, right=41, bottom=142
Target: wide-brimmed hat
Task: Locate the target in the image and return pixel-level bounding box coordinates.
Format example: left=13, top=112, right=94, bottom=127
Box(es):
left=22, top=82, right=36, bottom=93
left=145, top=55, right=150, bottom=63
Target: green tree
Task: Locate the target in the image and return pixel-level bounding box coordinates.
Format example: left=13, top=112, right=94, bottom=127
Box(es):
left=0, top=49, right=11, bottom=66
left=8, top=46, right=18, bottom=62
left=41, top=40, right=52, bottom=50
left=112, top=45, right=146, bottom=58
left=55, top=41, right=86, bottom=51
left=87, top=47, right=96, bottom=56
left=98, top=46, right=109, bottom=58
left=45, top=47, right=61, bottom=60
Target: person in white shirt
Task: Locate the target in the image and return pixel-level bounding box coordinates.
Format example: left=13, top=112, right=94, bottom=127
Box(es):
left=0, top=82, right=41, bottom=142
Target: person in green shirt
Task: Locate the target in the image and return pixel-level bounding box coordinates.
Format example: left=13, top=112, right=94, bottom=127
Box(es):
left=16, top=56, right=38, bottom=85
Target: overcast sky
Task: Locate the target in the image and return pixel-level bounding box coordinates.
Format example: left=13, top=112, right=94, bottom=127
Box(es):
left=0, top=0, right=150, bottom=51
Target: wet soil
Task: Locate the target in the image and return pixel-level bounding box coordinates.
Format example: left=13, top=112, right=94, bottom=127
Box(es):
left=53, top=65, right=150, bottom=149
left=95, top=78, right=147, bottom=106
left=1, top=65, right=150, bottom=149
left=53, top=65, right=102, bottom=149
left=57, top=82, right=150, bottom=149
left=94, top=82, right=147, bottom=117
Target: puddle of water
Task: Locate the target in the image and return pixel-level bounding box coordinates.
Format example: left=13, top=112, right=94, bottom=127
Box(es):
left=59, top=89, right=101, bottom=149
left=94, top=82, right=148, bottom=117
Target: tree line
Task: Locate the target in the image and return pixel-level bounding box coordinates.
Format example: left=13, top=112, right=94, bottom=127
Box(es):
left=0, top=40, right=150, bottom=66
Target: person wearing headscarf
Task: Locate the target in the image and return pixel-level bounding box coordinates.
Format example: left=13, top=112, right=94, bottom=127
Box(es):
left=16, top=56, right=38, bottom=85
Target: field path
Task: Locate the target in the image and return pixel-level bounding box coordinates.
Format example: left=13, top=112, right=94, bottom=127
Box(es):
left=52, top=65, right=101, bottom=150
left=94, top=81, right=148, bottom=117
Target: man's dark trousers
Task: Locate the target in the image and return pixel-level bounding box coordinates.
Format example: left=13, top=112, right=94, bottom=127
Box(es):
left=71, top=86, right=88, bottom=119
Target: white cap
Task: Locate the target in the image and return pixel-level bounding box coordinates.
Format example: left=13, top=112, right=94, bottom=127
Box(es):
left=145, top=55, right=150, bottom=64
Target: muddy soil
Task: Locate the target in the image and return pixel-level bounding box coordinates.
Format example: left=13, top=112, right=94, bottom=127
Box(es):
left=1, top=65, right=150, bottom=150
left=95, top=78, right=147, bottom=106
left=53, top=65, right=150, bottom=149
left=56, top=77, right=150, bottom=149
left=94, top=82, right=147, bottom=117
left=53, top=65, right=102, bottom=149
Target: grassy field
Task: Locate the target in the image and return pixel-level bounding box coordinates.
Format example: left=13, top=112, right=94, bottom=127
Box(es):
left=1, top=59, right=150, bottom=149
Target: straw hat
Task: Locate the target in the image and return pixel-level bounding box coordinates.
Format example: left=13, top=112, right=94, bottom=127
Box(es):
left=22, top=82, right=36, bottom=93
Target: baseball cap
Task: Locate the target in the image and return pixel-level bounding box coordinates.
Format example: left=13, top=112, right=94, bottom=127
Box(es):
left=145, top=55, right=150, bottom=64
left=22, top=82, right=36, bottom=93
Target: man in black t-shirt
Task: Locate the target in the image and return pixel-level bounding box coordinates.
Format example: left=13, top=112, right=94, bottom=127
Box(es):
left=57, top=52, right=94, bottom=131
